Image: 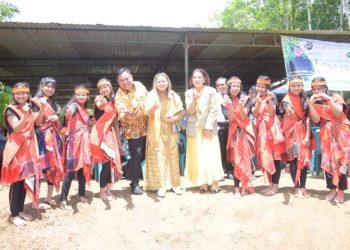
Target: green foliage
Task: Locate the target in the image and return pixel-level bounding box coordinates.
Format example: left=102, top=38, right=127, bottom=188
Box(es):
left=0, top=82, right=12, bottom=128
left=0, top=1, right=19, bottom=21
left=216, top=0, right=349, bottom=30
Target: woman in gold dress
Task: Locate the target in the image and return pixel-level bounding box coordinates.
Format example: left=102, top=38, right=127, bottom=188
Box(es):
left=144, top=72, right=184, bottom=198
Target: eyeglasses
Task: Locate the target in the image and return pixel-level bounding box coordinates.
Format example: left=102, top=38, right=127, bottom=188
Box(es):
left=216, top=84, right=225, bottom=87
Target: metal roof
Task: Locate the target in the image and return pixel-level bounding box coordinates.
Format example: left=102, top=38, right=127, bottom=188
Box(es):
left=1, top=22, right=350, bottom=104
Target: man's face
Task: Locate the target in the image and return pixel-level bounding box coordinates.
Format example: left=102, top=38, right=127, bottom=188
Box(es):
left=216, top=79, right=227, bottom=94
left=117, top=71, right=133, bottom=91
left=294, top=47, right=302, bottom=57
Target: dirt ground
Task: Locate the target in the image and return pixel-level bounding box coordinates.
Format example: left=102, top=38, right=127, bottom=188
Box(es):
left=0, top=170, right=349, bottom=250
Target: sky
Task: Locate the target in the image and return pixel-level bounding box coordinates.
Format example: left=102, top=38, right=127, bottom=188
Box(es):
left=8, top=0, right=229, bottom=28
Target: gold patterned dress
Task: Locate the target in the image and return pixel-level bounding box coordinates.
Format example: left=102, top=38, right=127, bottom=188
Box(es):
left=144, top=90, right=183, bottom=191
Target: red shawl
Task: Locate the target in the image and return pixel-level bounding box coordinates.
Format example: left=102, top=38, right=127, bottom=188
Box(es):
left=1, top=104, right=41, bottom=208
left=313, top=98, right=350, bottom=187
left=65, top=103, right=91, bottom=183
left=90, top=100, right=121, bottom=181
left=226, top=98, right=256, bottom=193
left=281, top=93, right=311, bottom=185
left=32, top=97, right=64, bottom=189
left=255, top=95, right=285, bottom=176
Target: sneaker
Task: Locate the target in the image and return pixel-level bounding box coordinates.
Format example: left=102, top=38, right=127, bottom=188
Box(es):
left=10, top=216, right=26, bottom=226
left=132, top=185, right=143, bottom=195
left=172, top=186, right=184, bottom=195
left=157, top=188, right=166, bottom=198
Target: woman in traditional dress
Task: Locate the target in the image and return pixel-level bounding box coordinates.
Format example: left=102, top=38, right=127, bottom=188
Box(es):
left=59, top=85, right=91, bottom=209
left=144, top=72, right=184, bottom=198
left=32, top=77, right=64, bottom=208
left=223, top=76, right=256, bottom=198
left=185, top=68, right=224, bottom=193
left=253, top=75, right=285, bottom=196
left=280, top=76, right=311, bottom=198
left=90, top=78, right=121, bottom=201
left=309, top=77, right=350, bottom=203
left=1, top=82, right=43, bottom=226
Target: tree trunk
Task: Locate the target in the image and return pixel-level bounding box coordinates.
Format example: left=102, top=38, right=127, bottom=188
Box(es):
left=344, top=0, right=350, bottom=30
left=307, top=0, right=312, bottom=30
left=340, top=0, right=344, bottom=31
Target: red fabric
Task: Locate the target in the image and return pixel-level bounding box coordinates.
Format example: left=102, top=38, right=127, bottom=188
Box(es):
left=281, top=94, right=311, bottom=185
left=255, top=95, right=285, bottom=177
left=1, top=104, right=41, bottom=207
left=226, top=98, right=256, bottom=193
left=32, top=97, right=64, bottom=189
left=314, top=101, right=350, bottom=187
left=90, top=101, right=121, bottom=181
left=65, top=103, right=92, bottom=183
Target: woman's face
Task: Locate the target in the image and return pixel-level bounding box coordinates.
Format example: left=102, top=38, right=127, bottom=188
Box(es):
left=289, top=82, right=303, bottom=95
left=42, top=83, right=56, bottom=97
left=75, top=93, right=88, bottom=105
left=192, top=71, right=205, bottom=89
left=14, top=91, right=30, bottom=105
left=98, top=84, right=112, bottom=97
left=249, top=89, right=256, bottom=99
left=155, top=75, right=169, bottom=93
left=229, top=82, right=241, bottom=97
left=311, top=85, right=325, bottom=95
left=256, top=83, right=267, bottom=95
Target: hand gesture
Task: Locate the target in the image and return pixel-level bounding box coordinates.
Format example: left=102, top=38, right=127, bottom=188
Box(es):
left=99, top=95, right=108, bottom=105
left=302, top=136, right=310, bottom=147
left=152, top=101, right=159, bottom=111
left=318, top=93, right=331, bottom=102
left=266, top=91, right=274, bottom=101
left=239, top=96, right=249, bottom=107
left=22, top=103, right=31, bottom=114
left=40, top=97, right=47, bottom=105
left=193, top=91, right=200, bottom=102
left=203, top=129, right=213, bottom=139
left=256, top=94, right=263, bottom=105
left=222, top=96, right=232, bottom=109
left=309, top=94, right=319, bottom=104
left=286, top=105, right=295, bottom=117
left=46, top=114, right=59, bottom=123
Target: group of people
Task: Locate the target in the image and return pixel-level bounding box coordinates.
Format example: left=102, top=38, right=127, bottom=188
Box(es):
left=0, top=67, right=349, bottom=227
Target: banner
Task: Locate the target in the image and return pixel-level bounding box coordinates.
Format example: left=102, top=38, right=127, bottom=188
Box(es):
left=281, top=36, right=350, bottom=90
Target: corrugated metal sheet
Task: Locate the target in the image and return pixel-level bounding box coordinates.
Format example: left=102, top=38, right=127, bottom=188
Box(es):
left=1, top=22, right=350, bottom=104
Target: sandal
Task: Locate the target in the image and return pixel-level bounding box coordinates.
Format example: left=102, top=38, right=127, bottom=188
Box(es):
left=79, top=196, right=88, bottom=203
left=199, top=185, right=208, bottom=193
left=19, top=212, right=32, bottom=221
left=44, top=199, right=57, bottom=207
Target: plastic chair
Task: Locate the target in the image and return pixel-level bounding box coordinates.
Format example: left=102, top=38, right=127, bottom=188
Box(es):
left=178, top=132, right=186, bottom=176
left=310, top=127, right=322, bottom=175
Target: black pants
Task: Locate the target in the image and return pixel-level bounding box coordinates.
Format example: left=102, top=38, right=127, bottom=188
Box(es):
left=218, top=124, right=232, bottom=173
left=232, top=166, right=241, bottom=188
left=326, top=171, right=348, bottom=191
left=60, top=169, right=86, bottom=201
left=9, top=180, right=26, bottom=217
left=289, top=159, right=307, bottom=188
left=100, top=161, right=111, bottom=188
left=127, top=136, right=146, bottom=187
left=271, top=160, right=282, bottom=185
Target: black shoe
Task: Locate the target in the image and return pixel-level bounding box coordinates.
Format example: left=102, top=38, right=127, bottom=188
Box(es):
left=132, top=185, right=143, bottom=195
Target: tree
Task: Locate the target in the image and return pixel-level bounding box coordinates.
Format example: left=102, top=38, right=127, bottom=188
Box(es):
left=215, top=0, right=349, bottom=30
left=0, top=1, right=19, bottom=21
